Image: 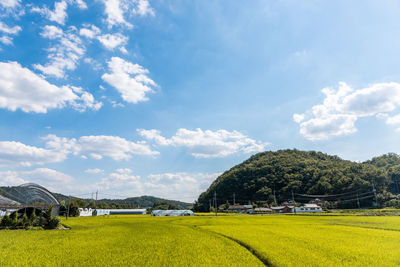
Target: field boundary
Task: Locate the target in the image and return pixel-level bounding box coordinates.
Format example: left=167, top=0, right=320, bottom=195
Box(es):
left=189, top=224, right=273, bottom=267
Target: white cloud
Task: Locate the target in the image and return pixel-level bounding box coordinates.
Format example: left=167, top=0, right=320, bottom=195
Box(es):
left=293, top=113, right=305, bottom=123
left=0, top=141, right=68, bottom=167
left=102, top=57, right=156, bottom=104
left=34, top=26, right=85, bottom=78
left=0, top=21, right=21, bottom=34
left=132, top=0, right=154, bottom=17
left=97, top=33, right=128, bottom=50
left=74, top=0, right=87, bottom=9
left=102, top=0, right=154, bottom=28
left=32, top=1, right=68, bottom=25
left=79, top=24, right=100, bottom=39
left=94, top=170, right=218, bottom=202
left=0, top=0, right=20, bottom=8
left=386, top=114, right=400, bottom=125
left=40, top=25, right=63, bottom=39
left=44, top=134, right=159, bottom=161
left=79, top=25, right=128, bottom=52
left=0, top=61, right=102, bottom=113
left=85, top=168, right=104, bottom=174
left=138, top=128, right=269, bottom=158
left=145, top=172, right=218, bottom=202
left=0, top=35, right=12, bottom=45
left=102, top=0, right=132, bottom=28
left=295, top=82, right=400, bottom=140
left=0, top=171, right=27, bottom=186
left=0, top=168, right=76, bottom=192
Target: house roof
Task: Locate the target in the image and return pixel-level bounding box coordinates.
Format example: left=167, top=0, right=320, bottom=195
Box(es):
left=303, top=204, right=320, bottom=208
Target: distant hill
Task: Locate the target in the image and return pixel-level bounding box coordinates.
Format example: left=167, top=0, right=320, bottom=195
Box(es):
left=52, top=193, right=192, bottom=209
left=194, top=150, right=400, bottom=211
left=0, top=186, right=192, bottom=209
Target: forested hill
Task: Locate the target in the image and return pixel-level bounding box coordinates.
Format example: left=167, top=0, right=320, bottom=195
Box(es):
left=51, top=194, right=192, bottom=209
left=194, top=150, right=400, bottom=211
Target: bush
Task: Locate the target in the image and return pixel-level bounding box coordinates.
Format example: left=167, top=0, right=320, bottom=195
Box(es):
left=45, top=217, right=60, bottom=229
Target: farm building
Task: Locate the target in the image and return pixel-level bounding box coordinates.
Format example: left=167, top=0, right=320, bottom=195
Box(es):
left=271, top=205, right=294, bottom=213
left=228, top=205, right=253, bottom=213
left=151, top=210, right=194, bottom=216
left=295, top=203, right=322, bottom=213
left=95, top=209, right=147, bottom=215
left=254, top=207, right=272, bottom=214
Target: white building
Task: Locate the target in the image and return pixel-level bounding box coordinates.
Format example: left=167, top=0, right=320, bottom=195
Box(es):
left=295, top=203, right=322, bottom=213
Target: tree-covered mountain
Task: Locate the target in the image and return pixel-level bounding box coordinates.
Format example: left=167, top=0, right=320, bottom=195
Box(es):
left=194, top=150, right=400, bottom=211
left=52, top=193, right=192, bottom=209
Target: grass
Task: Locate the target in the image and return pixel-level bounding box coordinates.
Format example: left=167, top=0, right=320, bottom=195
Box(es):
left=1, top=214, right=400, bottom=266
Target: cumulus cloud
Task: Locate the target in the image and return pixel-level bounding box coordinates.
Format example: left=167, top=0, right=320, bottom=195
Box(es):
left=0, top=141, right=68, bottom=167
left=97, top=33, right=128, bottom=51
left=0, top=61, right=102, bottom=113
left=85, top=168, right=104, bottom=174
left=0, top=168, right=76, bottom=192
left=32, top=1, right=68, bottom=25
left=0, top=0, right=20, bottom=9
left=0, top=21, right=21, bottom=35
left=79, top=25, right=128, bottom=53
left=102, top=0, right=154, bottom=29
left=0, top=36, right=12, bottom=45
left=94, top=170, right=218, bottom=201
left=102, top=57, right=156, bottom=104
left=0, top=21, right=21, bottom=45
left=34, top=25, right=85, bottom=78
left=138, top=128, right=269, bottom=158
left=294, top=82, right=400, bottom=140
left=44, top=134, right=159, bottom=161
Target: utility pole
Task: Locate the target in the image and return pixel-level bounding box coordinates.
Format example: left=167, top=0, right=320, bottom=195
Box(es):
left=95, top=190, right=98, bottom=210
left=273, top=184, right=277, bottom=205
left=214, top=191, right=217, bottom=216
left=292, top=190, right=296, bottom=214
left=209, top=199, right=211, bottom=212
left=372, top=182, right=378, bottom=207
left=66, top=195, right=71, bottom=220
left=233, top=193, right=236, bottom=205
left=356, top=192, right=361, bottom=209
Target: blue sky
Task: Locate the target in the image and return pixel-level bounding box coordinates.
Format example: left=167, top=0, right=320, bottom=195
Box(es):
left=1, top=0, right=400, bottom=201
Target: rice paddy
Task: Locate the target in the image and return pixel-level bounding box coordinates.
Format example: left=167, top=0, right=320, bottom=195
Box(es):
left=1, top=214, right=400, bottom=266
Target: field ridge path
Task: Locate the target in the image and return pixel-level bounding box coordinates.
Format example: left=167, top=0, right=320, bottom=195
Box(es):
left=189, top=224, right=274, bottom=267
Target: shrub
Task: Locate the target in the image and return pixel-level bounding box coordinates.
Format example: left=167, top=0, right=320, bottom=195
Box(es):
left=45, top=217, right=60, bottom=229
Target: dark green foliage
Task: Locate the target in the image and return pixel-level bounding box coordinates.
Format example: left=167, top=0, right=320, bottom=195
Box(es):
left=51, top=194, right=192, bottom=210
left=194, top=150, right=400, bottom=211
left=0, top=206, right=60, bottom=230
left=151, top=201, right=180, bottom=210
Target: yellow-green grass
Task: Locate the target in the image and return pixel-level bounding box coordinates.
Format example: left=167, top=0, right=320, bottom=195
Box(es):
left=1, top=214, right=400, bottom=266
left=0, top=215, right=263, bottom=267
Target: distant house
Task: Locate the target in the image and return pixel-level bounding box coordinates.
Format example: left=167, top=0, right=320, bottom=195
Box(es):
left=151, top=210, right=194, bottom=216
left=295, top=203, right=322, bottom=213
left=270, top=205, right=294, bottom=213
left=228, top=205, right=253, bottom=213
left=253, top=207, right=272, bottom=213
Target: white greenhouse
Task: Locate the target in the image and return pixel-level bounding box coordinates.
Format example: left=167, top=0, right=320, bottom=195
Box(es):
left=151, top=210, right=194, bottom=216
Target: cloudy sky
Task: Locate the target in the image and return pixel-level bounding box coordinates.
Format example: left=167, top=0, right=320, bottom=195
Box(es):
left=1, top=0, right=400, bottom=202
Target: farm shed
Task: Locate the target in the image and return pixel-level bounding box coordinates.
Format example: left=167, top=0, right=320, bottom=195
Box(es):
left=228, top=205, right=253, bottom=213
left=271, top=205, right=294, bottom=213
left=254, top=207, right=272, bottom=213
left=151, top=210, right=194, bottom=216
left=295, top=203, right=322, bottom=213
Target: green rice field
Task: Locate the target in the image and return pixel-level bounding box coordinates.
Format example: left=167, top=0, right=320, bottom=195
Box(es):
left=1, top=214, right=400, bottom=266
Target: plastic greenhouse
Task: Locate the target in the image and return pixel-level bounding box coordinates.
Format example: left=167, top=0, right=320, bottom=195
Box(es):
left=151, top=210, right=194, bottom=216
